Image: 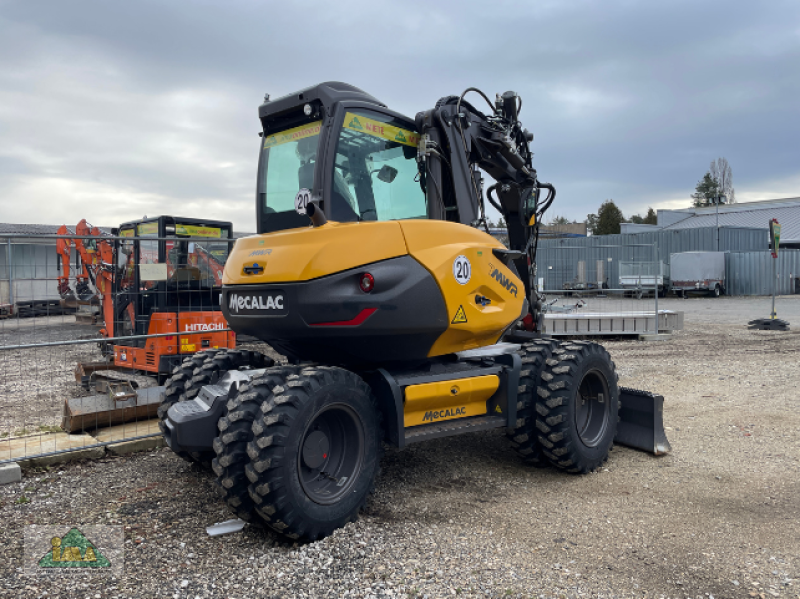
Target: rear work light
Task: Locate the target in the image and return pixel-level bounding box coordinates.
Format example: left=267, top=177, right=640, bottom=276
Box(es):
left=359, top=272, right=374, bottom=293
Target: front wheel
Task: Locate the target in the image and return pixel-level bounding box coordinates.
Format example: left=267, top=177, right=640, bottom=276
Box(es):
left=245, top=367, right=382, bottom=541
left=534, top=341, right=619, bottom=473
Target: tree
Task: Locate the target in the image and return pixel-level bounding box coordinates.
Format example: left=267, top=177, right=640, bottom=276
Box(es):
left=644, top=207, right=657, bottom=224
left=548, top=215, right=570, bottom=225
left=691, top=158, right=735, bottom=207
left=710, top=157, right=735, bottom=204
left=691, top=172, right=720, bottom=207
left=586, top=213, right=598, bottom=234
left=587, top=200, right=626, bottom=235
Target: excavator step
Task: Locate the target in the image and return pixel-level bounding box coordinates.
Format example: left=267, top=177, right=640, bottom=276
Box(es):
left=404, top=414, right=506, bottom=445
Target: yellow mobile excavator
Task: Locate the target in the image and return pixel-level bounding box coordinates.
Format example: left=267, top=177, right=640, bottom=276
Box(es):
left=159, top=82, right=670, bottom=541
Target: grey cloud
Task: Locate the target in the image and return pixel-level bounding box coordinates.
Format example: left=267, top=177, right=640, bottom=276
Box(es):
left=0, top=0, right=798, bottom=229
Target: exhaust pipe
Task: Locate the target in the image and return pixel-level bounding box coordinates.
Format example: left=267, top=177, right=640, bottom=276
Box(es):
left=615, top=387, right=671, bottom=455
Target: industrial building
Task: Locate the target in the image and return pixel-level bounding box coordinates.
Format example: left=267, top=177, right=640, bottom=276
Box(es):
left=542, top=197, right=800, bottom=296
left=623, top=197, right=800, bottom=247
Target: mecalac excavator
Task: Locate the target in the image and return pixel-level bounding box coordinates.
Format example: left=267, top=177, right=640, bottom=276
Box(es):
left=160, top=82, right=670, bottom=541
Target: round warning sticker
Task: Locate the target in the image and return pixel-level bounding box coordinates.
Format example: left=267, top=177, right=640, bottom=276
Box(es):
left=453, top=255, right=471, bottom=285
left=295, top=189, right=312, bottom=215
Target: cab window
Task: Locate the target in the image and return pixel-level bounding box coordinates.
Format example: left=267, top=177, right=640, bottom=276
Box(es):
left=330, top=110, right=427, bottom=222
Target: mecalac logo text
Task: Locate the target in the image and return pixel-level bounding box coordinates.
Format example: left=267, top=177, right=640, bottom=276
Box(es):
left=228, top=293, right=284, bottom=313
left=488, top=263, right=518, bottom=297
left=422, top=407, right=466, bottom=422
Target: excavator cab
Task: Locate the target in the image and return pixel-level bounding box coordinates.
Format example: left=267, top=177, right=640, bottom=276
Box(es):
left=256, top=83, right=430, bottom=234
left=108, top=215, right=235, bottom=379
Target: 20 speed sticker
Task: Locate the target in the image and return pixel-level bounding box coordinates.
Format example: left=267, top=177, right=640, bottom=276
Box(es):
left=453, top=255, right=471, bottom=285
left=295, top=189, right=311, bottom=214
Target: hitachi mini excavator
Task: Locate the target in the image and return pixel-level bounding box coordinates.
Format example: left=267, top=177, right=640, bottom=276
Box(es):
left=160, top=82, right=670, bottom=541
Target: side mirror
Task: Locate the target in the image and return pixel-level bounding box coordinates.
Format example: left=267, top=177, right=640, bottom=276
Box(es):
left=377, top=165, right=398, bottom=184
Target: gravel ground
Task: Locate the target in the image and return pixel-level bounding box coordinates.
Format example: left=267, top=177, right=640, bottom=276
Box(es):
left=0, top=316, right=279, bottom=435
left=0, top=298, right=799, bottom=598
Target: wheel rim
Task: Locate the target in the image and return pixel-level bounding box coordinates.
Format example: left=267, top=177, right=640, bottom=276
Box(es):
left=298, top=403, right=365, bottom=505
left=574, top=369, right=611, bottom=448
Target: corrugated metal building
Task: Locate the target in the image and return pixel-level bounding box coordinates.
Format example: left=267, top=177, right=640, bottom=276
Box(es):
left=536, top=226, right=768, bottom=292
left=726, top=250, right=800, bottom=295
left=0, top=223, right=116, bottom=312
left=1, top=224, right=68, bottom=308
left=657, top=197, right=800, bottom=246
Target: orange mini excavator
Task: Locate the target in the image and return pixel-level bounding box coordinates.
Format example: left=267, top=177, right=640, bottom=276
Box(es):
left=58, top=215, right=236, bottom=431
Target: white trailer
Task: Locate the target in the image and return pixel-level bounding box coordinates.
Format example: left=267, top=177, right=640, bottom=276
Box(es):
left=669, top=251, right=726, bottom=297
left=619, top=260, right=670, bottom=298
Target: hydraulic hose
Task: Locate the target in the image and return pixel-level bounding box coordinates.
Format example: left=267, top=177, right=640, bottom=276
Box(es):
left=537, top=182, right=556, bottom=217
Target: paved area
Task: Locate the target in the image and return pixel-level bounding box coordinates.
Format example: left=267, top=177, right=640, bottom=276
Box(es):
left=0, top=298, right=798, bottom=598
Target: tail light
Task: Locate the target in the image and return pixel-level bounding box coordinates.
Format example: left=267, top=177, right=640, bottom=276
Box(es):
left=359, top=273, right=374, bottom=293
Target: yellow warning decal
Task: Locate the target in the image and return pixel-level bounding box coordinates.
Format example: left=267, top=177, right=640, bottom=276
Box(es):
left=451, top=305, right=468, bottom=324
left=137, top=222, right=159, bottom=236
left=119, top=228, right=135, bottom=238
left=174, top=224, right=222, bottom=238
left=342, top=112, right=420, bottom=147
left=263, top=121, right=322, bottom=149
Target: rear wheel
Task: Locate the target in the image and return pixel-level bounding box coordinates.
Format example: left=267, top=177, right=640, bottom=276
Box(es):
left=211, top=366, right=299, bottom=523
left=534, top=341, right=619, bottom=473
left=246, top=367, right=382, bottom=541
left=509, top=338, right=560, bottom=466
left=158, top=350, right=222, bottom=465
left=159, top=349, right=274, bottom=468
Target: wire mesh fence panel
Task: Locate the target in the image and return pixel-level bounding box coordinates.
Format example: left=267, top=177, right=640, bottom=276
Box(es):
left=533, top=243, right=663, bottom=336
left=0, top=229, right=277, bottom=464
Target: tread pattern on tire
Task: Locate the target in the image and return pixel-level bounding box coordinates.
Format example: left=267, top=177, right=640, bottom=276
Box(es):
left=509, top=338, right=561, bottom=466
left=158, top=349, right=222, bottom=464
left=211, top=366, right=299, bottom=523
left=245, top=366, right=382, bottom=541
left=534, top=341, right=619, bottom=474
left=159, top=348, right=274, bottom=467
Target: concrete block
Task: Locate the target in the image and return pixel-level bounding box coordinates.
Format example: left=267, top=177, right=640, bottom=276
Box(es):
left=19, top=446, right=105, bottom=469
left=638, top=334, right=672, bottom=342
left=93, top=418, right=161, bottom=444
left=107, top=436, right=164, bottom=456
left=0, top=462, right=22, bottom=485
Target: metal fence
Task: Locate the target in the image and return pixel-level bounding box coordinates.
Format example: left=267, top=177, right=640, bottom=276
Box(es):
left=0, top=231, right=251, bottom=464
left=537, top=226, right=768, bottom=294
left=725, top=250, right=800, bottom=296
left=534, top=243, right=671, bottom=336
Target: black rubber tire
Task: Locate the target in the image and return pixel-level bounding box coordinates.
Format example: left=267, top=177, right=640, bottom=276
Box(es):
left=534, top=341, right=620, bottom=473
left=158, top=349, right=222, bottom=465
left=191, top=349, right=273, bottom=392
left=245, top=367, right=382, bottom=541
left=159, top=349, right=274, bottom=468
left=509, top=338, right=560, bottom=466
left=713, top=284, right=721, bottom=297
left=211, top=366, right=299, bottom=523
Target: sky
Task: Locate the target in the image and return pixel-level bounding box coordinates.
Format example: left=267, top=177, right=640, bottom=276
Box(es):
left=0, top=0, right=798, bottom=232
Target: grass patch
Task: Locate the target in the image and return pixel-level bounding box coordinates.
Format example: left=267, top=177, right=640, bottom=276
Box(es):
left=37, top=425, right=62, bottom=433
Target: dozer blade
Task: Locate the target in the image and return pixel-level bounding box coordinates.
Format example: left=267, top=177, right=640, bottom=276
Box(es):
left=62, top=386, right=164, bottom=433
left=615, top=387, right=671, bottom=455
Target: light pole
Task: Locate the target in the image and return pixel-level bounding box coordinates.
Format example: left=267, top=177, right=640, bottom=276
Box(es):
left=715, top=192, right=726, bottom=251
